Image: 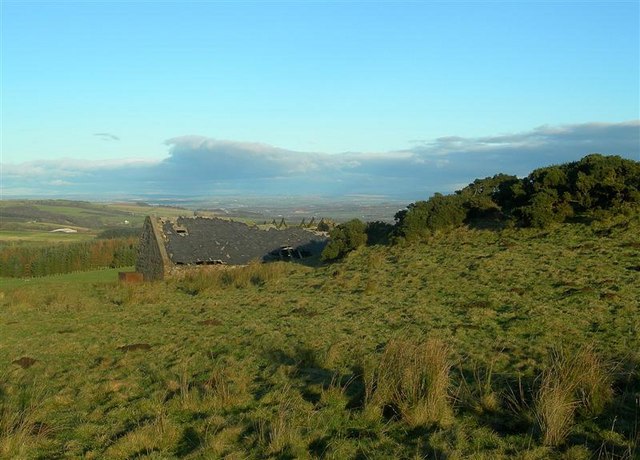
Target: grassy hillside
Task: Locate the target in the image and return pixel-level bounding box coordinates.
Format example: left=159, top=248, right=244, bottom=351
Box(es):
left=0, top=200, right=213, bottom=236
left=1, top=215, right=638, bottom=458
left=0, top=267, right=130, bottom=290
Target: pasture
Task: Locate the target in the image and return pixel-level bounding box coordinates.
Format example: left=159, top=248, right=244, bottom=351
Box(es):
left=0, top=216, right=638, bottom=458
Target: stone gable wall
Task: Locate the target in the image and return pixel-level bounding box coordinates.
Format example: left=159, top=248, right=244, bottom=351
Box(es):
left=135, top=217, right=171, bottom=281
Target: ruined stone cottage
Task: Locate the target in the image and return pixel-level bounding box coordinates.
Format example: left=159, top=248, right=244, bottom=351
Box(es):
left=136, top=216, right=328, bottom=281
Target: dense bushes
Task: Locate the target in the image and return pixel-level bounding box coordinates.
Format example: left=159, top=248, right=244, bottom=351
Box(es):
left=364, top=221, right=394, bottom=245
left=394, top=194, right=468, bottom=242
left=0, top=238, right=139, bottom=278
left=503, top=154, right=640, bottom=226
left=321, top=219, right=368, bottom=260
left=394, top=154, right=639, bottom=241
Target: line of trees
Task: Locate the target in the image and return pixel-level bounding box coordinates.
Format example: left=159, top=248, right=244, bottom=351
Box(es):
left=322, top=154, right=640, bottom=260
left=0, top=237, right=139, bottom=278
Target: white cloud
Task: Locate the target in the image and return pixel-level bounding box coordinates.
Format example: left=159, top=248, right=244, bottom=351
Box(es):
left=2, top=121, right=638, bottom=199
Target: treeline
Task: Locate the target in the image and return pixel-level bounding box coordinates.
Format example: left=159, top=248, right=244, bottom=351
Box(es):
left=0, top=238, right=138, bottom=278
left=322, top=154, right=640, bottom=259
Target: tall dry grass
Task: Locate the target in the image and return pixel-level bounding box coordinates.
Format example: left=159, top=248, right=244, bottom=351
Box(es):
left=365, top=338, right=452, bottom=427
left=177, top=261, right=291, bottom=294
left=535, top=345, right=613, bottom=447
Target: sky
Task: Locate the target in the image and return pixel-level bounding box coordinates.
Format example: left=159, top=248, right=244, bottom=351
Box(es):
left=1, top=1, right=639, bottom=200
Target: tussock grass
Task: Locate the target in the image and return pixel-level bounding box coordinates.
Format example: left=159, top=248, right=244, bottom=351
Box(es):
left=365, top=337, right=453, bottom=427
left=535, top=364, right=579, bottom=447
left=535, top=345, right=613, bottom=447
left=457, top=358, right=500, bottom=415
left=572, top=345, right=614, bottom=417
left=367, top=251, right=387, bottom=270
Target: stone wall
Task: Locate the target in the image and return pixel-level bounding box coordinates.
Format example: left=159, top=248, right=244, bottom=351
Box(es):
left=135, top=217, right=171, bottom=281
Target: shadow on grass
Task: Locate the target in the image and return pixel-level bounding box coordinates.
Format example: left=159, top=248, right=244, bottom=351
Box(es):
left=175, top=426, right=202, bottom=457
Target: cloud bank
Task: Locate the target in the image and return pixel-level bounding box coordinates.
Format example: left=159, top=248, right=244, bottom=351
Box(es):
left=4, top=121, right=638, bottom=200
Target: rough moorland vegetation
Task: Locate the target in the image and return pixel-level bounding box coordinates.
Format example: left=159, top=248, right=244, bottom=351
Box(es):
left=1, top=212, right=638, bottom=458
left=0, top=153, right=638, bottom=458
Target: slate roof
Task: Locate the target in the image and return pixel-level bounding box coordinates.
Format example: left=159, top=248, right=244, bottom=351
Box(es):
left=162, top=217, right=327, bottom=265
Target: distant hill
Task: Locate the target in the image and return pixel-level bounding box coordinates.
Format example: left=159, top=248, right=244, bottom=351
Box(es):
left=0, top=200, right=208, bottom=233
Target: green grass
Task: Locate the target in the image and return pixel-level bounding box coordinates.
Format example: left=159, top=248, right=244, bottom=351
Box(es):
left=0, top=217, right=638, bottom=458
left=0, top=230, right=97, bottom=246
left=0, top=267, right=131, bottom=290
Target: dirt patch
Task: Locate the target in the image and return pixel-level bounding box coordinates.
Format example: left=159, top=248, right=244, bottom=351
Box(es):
left=198, top=319, right=222, bottom=326
left=625, top=265, right=640, bottom=272
left=118, top=343, right=152, bottom=352
left=57, top=328, right=75, bottom=334
left=13, top=356, right=37, bottom=369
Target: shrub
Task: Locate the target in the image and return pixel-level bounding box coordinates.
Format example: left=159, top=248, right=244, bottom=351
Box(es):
left=316, top=219, right=336, bottom=232
left=394, top=194, right=467, bottom=241
left=364, top=221, right=394, bottom=245
left=321, top=219, right=367, bottom=261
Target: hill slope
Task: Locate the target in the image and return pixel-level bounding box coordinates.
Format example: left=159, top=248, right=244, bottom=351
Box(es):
left=1, top=216, right=638, bottom=458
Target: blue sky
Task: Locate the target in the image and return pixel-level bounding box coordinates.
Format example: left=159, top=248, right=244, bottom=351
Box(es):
left=1, top=1, right=639, bottom=199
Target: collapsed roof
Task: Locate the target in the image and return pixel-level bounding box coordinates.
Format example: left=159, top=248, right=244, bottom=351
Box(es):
left=161, top=217, right=327, bottom=265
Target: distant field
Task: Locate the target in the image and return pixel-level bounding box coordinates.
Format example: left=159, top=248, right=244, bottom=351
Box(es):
left=1, top=217, right=637, bottom=459
left=0, top=199, right=213, bottom=235
left=0, top=230, right=97, bottom=246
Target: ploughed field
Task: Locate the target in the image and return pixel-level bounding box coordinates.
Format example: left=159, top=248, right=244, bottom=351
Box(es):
left=1, top=216, right=638, bottom=459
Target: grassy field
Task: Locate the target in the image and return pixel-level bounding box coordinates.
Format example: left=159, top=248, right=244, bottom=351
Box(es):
left=0, top=216, right=638, bottom=458
left=0, top=267, right=131, bottom=290
left=0, top=230, right=97, bottom=246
